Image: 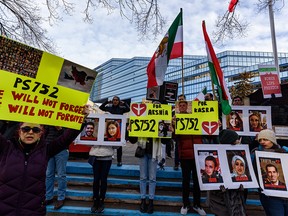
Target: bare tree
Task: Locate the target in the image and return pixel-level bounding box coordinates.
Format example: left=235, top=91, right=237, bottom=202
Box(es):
left=0, top=0, right=165, bottom=53
left=213, top=0, right=284, bottom=44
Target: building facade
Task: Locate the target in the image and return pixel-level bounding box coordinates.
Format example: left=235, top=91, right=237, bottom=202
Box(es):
left=90, top=51, right=288, bottom=102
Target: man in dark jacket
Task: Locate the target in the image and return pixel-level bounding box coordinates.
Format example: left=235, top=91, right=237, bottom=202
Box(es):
left=99, top=95, right=130, bottom=166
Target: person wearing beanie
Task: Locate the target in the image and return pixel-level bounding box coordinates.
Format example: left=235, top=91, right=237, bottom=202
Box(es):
left=251, top=129, right=288, bottom=215
left=219, top=129, right=240, bottom=145
left=207, top=129, right=246, bottom=216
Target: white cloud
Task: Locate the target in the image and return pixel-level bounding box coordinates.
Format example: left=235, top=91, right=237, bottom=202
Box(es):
left=41, top=1, right=288, bottom=69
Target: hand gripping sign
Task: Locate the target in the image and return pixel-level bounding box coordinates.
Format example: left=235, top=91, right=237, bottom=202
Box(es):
left=175, top=101, right=219, bottom=135
left=129, top=103, right=172, bottom=138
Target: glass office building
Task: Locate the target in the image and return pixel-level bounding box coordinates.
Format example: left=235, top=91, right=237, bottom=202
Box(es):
left=90, top=51, right=288, bottom=102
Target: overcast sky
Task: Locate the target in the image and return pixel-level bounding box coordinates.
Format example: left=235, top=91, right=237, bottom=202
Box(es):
left=43, top=0, right=288, bottom=69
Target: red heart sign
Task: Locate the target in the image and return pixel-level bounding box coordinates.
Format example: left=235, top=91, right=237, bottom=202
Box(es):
left=202, top=121, right=218, bottom=135
left=131, top=104, right=147, bottom=116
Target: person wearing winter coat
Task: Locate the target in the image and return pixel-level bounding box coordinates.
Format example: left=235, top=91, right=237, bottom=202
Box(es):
left=251, top=129, right=288, bottom=216
left=88, top=144, right=119, bottom=214
left=99, top=95, right=130, bottom=166
left=0, top=106, right=88, bottom=216
left=207, top=129, right=247, bottom=216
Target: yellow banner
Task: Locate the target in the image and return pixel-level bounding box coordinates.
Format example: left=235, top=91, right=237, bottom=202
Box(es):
left=175, top=101, right=219, bottom=135
left=129, top=103, right=172, bottom=138
left=0, top=36, right=97, bottom=129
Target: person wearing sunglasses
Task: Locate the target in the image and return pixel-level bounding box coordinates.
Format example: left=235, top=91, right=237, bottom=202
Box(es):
left=0, top=106, right=89, bottom=216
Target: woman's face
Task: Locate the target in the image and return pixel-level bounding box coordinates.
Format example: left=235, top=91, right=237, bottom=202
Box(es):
left=108, top=124, right=117, bottom=137
left=230, top=114, right=239, bottom=127
left=250, top=115, right=260, bottom=128
left=205, top=160, right=215, bottom=176
left=19, top=123, right=43, bottom=144
left=234, top=159, right=245, bottom=175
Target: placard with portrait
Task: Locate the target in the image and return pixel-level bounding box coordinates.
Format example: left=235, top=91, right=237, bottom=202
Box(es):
left=222, top=106, right=272, bottom=136
left=195, top=144, right=258, bottom=190
left=74, top=114, right=127, bottom=146
left=255, top=151, right=288, bottom=198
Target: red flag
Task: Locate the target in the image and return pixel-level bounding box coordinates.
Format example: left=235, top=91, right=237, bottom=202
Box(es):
left=228, top=0, right=238, bottom=12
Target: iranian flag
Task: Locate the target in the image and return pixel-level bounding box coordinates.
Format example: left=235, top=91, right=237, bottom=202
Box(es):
left=202, top=21, right=231, bottom=115
left=147, top=10, right=183, bottom=88
left=194, top=86, right=207, bottom=101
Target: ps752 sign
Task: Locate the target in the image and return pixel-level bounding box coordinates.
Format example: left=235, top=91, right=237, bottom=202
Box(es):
left=175, top=101, right=219, bottom=135
left=129, top=103, right=172, bottom=138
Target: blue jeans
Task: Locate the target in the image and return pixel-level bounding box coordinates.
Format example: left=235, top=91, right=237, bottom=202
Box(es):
left=46, top=149, right=69, bottom=201
left=260, top=193, right=288, bottom=216
left=139, top=154, right=158, bottom=200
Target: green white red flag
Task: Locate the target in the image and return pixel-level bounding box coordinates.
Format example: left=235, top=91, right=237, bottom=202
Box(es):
left=147, top=10, right=183, bottom=88
left=202, top=21, right=231, bottom=115
left=194, top=86, right=207, bottom=101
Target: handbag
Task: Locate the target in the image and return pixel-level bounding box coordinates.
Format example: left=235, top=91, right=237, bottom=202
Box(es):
left=135, top=146, right=145, bottom=158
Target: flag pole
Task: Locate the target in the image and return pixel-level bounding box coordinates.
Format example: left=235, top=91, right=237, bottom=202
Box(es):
left=268, top=0, right=280, bottom=82
left=180, top=8, right=184, bottom=95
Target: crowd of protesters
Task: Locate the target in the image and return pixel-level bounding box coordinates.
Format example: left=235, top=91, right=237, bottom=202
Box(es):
left=1, top=94, right=287, bottom=216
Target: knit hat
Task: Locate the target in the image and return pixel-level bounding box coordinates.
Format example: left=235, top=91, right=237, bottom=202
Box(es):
left=219, top=129, right=239, bottom=144
left=257, top=129, right=277, bottom=145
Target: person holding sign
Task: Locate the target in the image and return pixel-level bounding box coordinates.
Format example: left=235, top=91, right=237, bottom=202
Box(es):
left=202, top=155, right=223, bottom=184
left=207, top=129, right=246, bottom=216
left=0, top=106, right=89, bottom=216
left=251, top=129, right=288, bottom=215
left=99, top=96, right=130, bottom=166
left=172, top=100, right=206, bottom=216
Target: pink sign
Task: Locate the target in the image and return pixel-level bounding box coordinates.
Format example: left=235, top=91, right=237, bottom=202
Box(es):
left=260, top=72, right=282, bottom=98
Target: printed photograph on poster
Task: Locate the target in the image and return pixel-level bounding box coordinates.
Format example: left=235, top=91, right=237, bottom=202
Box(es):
left=198, top=150, right=223, bottom=184
left=226, top=150, right=252, bottom=182
left=58, top=60, right=97, bottom=93
left=259, top=157, right=286, bottom=191
left=195, top=144, right=259, bottom=191
left=175, top=101, right=192, bottom=114
left=104, top=118, right=122, bottom=141
left=80, top=118, right=99, bottom=141
left=74, top=114, right=127, bottom=146
left=255, top=151, right=288, bottom=198
left=163, top=82, right=178, bottom=103
left=248, top=110, right=268, bottom=132
left=158, top=120, right=172, bottom=138
left=225, top=110, right=244, bottom=132
left=222, top=106, right=272, bottom=136
left=146, top=86, right=160, bottom=100
left=0, top=36, right=43, bottom=78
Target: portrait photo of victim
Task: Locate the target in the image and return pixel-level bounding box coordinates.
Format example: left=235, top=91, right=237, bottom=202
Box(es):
left=198, top=150, right=223, bottom=184
left=226, top=110, right=243, bottom=132
left=158, top=120, right=172, bottom=138
left=260, top=157, right=287, bottom=191
left=227, top=150, right=252, bottom=182
left=80, top=118, right=99, bottom=141
left=104, top=119, right=122, bottom=142
left=248, top=110, right=267, bottom=132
